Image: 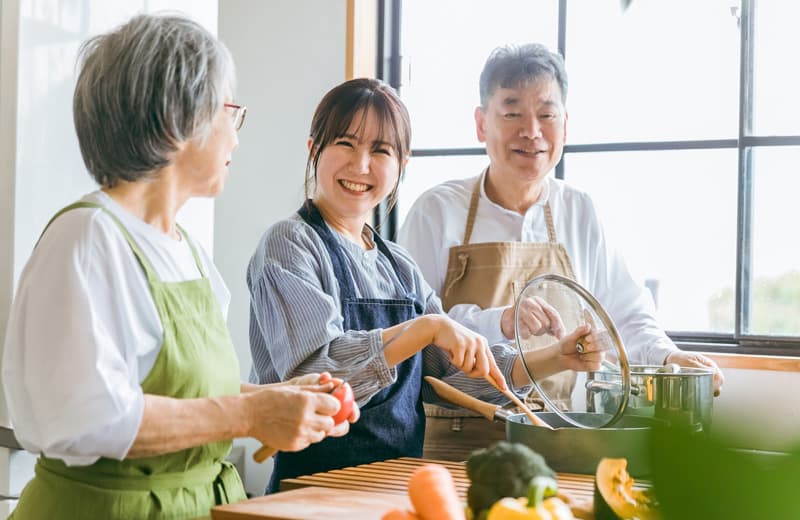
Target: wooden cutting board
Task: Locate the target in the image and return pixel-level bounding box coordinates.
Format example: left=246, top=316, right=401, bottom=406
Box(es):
left=210, top=486, right=412, bottom=520
left=279, top=457, right=603, bottom=502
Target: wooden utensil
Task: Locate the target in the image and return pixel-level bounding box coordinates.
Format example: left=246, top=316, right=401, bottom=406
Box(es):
left=423, top=375, right=554, bottom=430
left=252, top=444, right=278, bottom=464
left=423, top=376, right=502, bottom=421
left=483, top=374, right=554, bottom=430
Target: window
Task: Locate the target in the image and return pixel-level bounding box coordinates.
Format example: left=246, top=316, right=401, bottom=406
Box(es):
left=380, top=0, right=800, bottom=352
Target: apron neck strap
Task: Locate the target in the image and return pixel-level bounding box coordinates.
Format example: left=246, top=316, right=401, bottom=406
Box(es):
left=39, top=201, right=162, bottom=284
left=368, top=225, right=413, bottom=292
left=176, top=223, right=207, bottom=277
left=462, top=177, right=483, bottom=245
left=297, top=200, right=360, bottom=300
left=544, top=203, right=557, bottom=243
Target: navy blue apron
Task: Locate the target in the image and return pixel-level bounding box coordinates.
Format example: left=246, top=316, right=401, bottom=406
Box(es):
left=268, top=201, right=426, bottom=493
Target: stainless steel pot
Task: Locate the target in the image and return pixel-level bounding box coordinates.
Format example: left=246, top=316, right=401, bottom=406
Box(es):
left=586, top=364, right=715, bottom=432
left=425, top=376, right=657, bottom=476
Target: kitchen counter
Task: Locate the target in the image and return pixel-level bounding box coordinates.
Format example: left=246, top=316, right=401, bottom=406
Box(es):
left=206, top=457, right=611, bottom=519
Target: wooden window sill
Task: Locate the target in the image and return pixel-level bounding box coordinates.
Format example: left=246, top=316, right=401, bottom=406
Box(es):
left=704, top=353, right=800, bottom=372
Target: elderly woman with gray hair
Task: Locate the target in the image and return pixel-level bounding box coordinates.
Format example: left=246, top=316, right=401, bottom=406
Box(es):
left=1, top=13, right=357, bottom=519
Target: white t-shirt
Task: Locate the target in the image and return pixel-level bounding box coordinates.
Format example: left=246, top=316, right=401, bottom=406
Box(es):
left=397, top=171, right=677, bottom=365
left=2, top=191, right=230, bottom=466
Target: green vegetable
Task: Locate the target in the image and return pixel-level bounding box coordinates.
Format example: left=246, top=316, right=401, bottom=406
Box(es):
left=466, top=441, right=556, bottom=518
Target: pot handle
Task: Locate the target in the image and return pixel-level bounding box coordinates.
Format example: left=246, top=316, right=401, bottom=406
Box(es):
left=424, top=376, right=502, bottom=421
left=585, top=379, right=641, bottom=397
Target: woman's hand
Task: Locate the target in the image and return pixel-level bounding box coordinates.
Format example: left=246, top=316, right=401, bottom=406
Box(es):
left=243, top=378, right=358, bottom=452
left=501, top=296, right=566, bottom=340
left=512, top=323, right=604, bottom=387
left=429, top=315, right=509, bottom=391
left=282, top=371, right=360, bottom=435
left=556, top=323, right=605, bottom=372
left=317, top=372, right=360, bottom=434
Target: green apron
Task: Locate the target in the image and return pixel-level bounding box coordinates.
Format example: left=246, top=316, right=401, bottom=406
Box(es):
left=11, top=202, right=247, bottom=519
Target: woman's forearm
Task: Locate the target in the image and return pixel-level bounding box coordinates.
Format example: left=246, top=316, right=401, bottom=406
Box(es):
left=381, top=315, right=439, bottom=367
left=126, top=393, right=250, bottom=458
left=510, top=343, right=562, bottom=388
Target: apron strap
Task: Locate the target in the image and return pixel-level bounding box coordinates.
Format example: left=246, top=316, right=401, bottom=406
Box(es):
left=38, top=201, right=161, bottom=285
left=297, top=200, right=360, bottom=301
left=462, top=177, right=483, bottom=245
left=544, top=203, right=557, bottom=243
left=297, top=200, right=422, bottom=312
left=176, top=223, right=208, bottom=278
left=367, top=224, right=419, bottom=300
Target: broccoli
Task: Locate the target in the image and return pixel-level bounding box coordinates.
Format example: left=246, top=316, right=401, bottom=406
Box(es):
left=466, top=441, right=556, bottom=517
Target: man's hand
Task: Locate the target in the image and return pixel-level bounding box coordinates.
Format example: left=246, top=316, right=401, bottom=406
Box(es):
left=665, top=351, right=724, bottom=396
left=501, top=296, right=566, bottom=340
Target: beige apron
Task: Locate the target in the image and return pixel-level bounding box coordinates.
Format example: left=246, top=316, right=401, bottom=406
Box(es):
left=423, top=175, right=579, bottom=461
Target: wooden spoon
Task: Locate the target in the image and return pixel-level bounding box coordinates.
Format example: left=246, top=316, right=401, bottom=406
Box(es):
left=483, top=374, right=554, bottom=430
left=252, top=444, right=277, bottom=464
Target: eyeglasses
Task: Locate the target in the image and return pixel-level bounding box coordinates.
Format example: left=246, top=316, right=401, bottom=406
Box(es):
left=224, top=103, right=247, bottom=131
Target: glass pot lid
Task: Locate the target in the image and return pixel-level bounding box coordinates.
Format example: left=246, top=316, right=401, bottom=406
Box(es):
left=514, top=273, right=631, bottom=429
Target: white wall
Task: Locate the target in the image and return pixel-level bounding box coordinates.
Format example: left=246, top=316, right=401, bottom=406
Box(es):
left=713, top=368, right=800, bottom=450
left=216, top=0, right=347, bottom=496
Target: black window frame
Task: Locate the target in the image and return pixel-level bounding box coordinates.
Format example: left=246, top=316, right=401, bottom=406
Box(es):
left=376, top=0, right=800, bottom=356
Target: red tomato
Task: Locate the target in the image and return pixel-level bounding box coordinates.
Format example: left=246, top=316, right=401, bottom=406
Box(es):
left=330, top=382, right=354, bottom=425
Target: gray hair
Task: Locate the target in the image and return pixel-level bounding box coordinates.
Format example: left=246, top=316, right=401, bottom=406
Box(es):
left=479, top=43, right=568, bottom=107
left=73, top=13, right=236, bottom=187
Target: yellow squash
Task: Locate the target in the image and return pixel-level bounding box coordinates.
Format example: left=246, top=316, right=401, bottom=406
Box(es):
left=594, top=458, right=658, bottom=520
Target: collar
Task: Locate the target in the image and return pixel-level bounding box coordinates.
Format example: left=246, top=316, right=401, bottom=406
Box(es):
left=478, top=166, right=552, bottom=217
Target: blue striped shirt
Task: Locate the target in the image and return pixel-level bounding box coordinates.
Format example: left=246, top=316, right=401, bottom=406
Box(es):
left=247, top=213, right=526, bottom=407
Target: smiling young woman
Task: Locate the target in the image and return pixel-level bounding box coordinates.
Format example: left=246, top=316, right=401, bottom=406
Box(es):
left=245, top=78, right=598, bottom=493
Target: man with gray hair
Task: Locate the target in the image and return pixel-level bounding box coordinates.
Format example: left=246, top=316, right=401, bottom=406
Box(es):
left=398, top=43, right=723, bottom=460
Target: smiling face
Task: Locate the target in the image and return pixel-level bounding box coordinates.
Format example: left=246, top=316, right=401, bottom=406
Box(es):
left=312, top=108, right=402, bottom=227
left=475, top=76, right=567, bottom=188
left=172, top=99, right=240, bottom=198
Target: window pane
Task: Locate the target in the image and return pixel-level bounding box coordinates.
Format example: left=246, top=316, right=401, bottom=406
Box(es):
left=749, top=147, right=800, bottom=336
left=395, top=154, right=487, bottom=226
left=400, top=0, right=558, bottom=149
left=752, top=4, right=800, bottom=135
left=565, top=149, right=738, bottom=333
left=566, top=0, right=740, bottom=143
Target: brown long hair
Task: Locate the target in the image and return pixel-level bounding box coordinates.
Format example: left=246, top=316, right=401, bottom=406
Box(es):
left=304, top=78, right=411, bottom=213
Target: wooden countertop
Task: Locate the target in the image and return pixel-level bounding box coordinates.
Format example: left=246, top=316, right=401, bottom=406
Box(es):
left=280, top=456, right=598, bottom=502
left=209, top=457, right=643, bottom=519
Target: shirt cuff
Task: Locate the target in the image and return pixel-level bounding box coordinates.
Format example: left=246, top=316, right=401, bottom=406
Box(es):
left=109, top=386, right=146, bottom=462
left=366, top=328, right=396, bottom=388
left=492, top=342, right=531, bottom=397
left=478, top=307, right=508, bottom=345
left=647, top=343, right=679, bottom=366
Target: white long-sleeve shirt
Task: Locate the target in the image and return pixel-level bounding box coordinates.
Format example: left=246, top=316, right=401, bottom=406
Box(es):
left=2, top=191, right=229, bottom=466
left=397, top=171, right=677, bottom=365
